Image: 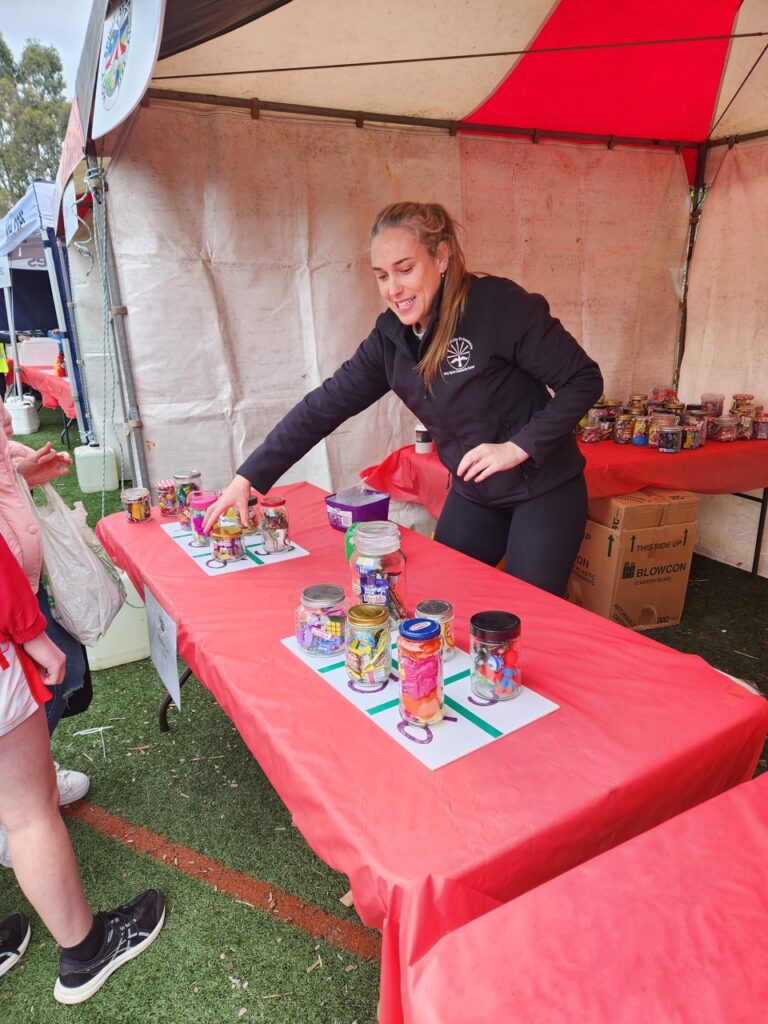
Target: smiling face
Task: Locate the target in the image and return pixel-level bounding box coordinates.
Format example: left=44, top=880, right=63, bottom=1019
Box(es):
left=370, top=227, right=448, bottom=332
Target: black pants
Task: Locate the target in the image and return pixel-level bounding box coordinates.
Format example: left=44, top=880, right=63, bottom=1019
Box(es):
left=434, top=473, right=588, bottom=597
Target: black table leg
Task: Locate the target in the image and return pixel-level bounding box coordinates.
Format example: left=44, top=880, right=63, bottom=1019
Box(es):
left=159, top=666, right=192, bottom=732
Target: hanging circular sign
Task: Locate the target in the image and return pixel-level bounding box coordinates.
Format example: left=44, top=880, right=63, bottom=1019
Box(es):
left=101, top=0, right=132, bottom=110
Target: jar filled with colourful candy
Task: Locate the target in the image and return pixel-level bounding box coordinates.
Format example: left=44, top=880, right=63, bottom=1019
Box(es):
left=295, top=584, right=347, bottom=657
left=414, top=599, right=455, bottom=661
left=398, top=618, right=443, bottom=726
left=349, top=521, right=408, bottom=626
left=658, top=425, right=683, bottom=454
left=682, top=421, right=705, bottom=449
left=648, top=413, right=676, bottom=448
left=173, top=470, right=202, bottom=530
left=121, top=487, right=151, bottom=524
left=260, top=495, right=290, bottom=552
left=345, top=604, right=391, bottom=689
left=613, top=414, right=634, bottom=444
left=156, top=480, right=177, bottom=517
left=189, top=490, right=218, bottom=546
left=755, top=414, right=768, bottom=440
left=631, top=416, right=649, bottom=445
left=210, top=523, right=244, bottom=563
left=470, top=611, right=521, bottom=701
left=709, top=416, right=738, bottom=442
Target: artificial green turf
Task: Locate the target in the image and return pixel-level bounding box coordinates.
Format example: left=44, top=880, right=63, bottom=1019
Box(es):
left=0, top=822, right=380, bottom=1024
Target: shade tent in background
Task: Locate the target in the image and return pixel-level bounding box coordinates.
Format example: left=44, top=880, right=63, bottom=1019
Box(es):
left=0, top=180, right=90, bottom=439
left=57, top=0, right=768, bottom=573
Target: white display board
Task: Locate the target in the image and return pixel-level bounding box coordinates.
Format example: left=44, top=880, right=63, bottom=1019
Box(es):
left=145, top=586, right=180, bottom=707
left=160, top=523, right=309, bottom=576
left=282, top=636, right=559, bottom=770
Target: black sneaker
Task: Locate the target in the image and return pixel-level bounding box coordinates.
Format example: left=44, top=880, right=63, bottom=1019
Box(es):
left=53, top=889, right=165, bottom=1004
left=0, top=912, right=31, bottom=977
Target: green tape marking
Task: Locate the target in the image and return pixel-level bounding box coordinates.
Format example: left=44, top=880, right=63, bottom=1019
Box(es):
left=444, top=668, right=470, bottom=687
left=367, top=698, right=400, bottom=716
left=443, top=695, right=503, bottom=737
left=318, top=659, right=345, bottom=674
left=244, top=549, right=264, bottom=566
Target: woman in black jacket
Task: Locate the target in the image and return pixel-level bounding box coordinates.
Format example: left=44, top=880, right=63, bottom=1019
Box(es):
left=204, top=202, right=603, bottom=596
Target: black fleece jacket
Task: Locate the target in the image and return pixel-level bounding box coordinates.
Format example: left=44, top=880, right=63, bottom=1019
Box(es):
left=238, top=275, right=603, bottom=508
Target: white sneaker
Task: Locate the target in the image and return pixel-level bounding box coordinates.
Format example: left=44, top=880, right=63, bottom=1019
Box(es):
left=0, top=828, right=10, bottom=869
left=54, top=764, right=90, bottom=806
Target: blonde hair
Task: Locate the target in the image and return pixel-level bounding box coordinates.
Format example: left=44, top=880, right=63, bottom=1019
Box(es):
left=369, top=202, right=471, bottom=389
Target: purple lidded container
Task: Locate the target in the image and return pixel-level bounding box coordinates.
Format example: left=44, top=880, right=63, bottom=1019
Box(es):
left=325, top=487, right=390, bottom=532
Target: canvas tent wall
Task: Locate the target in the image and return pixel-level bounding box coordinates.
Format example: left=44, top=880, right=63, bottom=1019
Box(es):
left=59, top=0, right=768, bottom=573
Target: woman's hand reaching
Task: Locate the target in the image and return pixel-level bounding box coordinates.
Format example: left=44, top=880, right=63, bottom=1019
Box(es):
left=457, top=441, right=529, bottom=483
left=202, top=474, right=253, bottom=533
left=16, top=442, right=72, bottom=487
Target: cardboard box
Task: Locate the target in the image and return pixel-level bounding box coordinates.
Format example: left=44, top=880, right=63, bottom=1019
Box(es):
left=587, top=487, right=700, bottom=531
left=568, top=489, right=699, bottom=630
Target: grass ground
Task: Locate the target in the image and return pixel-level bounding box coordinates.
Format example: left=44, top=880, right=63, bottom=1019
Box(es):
left=2, top=406, right=767, bottom=1022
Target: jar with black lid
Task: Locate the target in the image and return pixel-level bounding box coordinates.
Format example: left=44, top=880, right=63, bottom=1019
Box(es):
left=470, top=611, right=522, bottom=701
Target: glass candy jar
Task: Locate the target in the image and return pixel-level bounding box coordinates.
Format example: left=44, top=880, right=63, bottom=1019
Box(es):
left=210, top=523, right=245, bottom=563
left=470, top=611, right=522, bottom=701
left=260, top=495, right=290, bottom=552
left=189, top=490, right=217, bottom=546
left=345, top=604, right=391, bottom=689
left=398, top=618, right=443, bottom=726
left=295, top=584, right=347, bottom=657
left=349, top=521, right=408, bottom=626
left=173, top=470, right=202, bottom=530
left=414, top=599, right=455, bottom=661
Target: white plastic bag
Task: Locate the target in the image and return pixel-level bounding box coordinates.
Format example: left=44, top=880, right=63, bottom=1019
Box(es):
left=28, top=483, right=125, bottom=646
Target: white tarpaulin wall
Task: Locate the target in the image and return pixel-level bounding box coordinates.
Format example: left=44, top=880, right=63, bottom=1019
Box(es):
left=679, top=139, right=768, bottom=575
left=96, top=100, right=690, bottom=493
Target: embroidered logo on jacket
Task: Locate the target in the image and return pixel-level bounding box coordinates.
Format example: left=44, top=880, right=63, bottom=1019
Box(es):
left=444, top=337, right=475, bottom=376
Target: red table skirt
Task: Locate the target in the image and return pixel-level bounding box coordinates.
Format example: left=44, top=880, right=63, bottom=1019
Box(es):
left=5, top=360, right=76, bottom=419
left=362, top=440, right=768, bottom=519
left=403, top=771, right=768, bottom=1024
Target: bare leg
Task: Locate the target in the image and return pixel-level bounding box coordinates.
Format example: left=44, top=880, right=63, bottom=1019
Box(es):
left=0, top=708, right=92, bottom=947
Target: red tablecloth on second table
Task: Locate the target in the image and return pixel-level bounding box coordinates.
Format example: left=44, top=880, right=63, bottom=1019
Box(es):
left=404, top=771, right=768, bottom=1024
left=362, top=440, right=768, bottom=518
left=97, top=483, right=768, bottom=1023
left=6, top=360, right=76, bottom=419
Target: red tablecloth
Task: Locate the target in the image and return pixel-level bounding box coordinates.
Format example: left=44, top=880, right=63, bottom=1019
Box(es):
left=405, top=771, right=768, bottom=1024
left=97, top=483, right=768, bottom=1023
left=5, top=360, right=76, bottom=419
left=362, top=441, right=768, bottom=519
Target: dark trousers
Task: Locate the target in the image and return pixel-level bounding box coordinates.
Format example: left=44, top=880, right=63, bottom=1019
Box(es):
left=434, top=473, right=588, bottom=597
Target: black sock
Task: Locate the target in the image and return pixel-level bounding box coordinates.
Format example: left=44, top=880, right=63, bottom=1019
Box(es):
left=61, top=914, right=105, bottom=962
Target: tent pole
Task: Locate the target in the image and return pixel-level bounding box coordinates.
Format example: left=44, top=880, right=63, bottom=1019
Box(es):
left=2, top=285, right=22, bottom=395
left=673, top=143, right=709, bottom=391
left=86, top=153, right=149, bottom=489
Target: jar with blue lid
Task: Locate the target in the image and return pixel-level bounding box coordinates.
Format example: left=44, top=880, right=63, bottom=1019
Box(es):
left=397, top=617, right=443, bottom=726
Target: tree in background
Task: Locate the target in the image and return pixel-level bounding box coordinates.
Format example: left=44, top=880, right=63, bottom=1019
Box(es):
left=0, top=35, right=70, bottom=215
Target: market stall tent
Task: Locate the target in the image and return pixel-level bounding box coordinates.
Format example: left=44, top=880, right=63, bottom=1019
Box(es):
left=59, top=0, right=768, bottom=573
left=0, top=180, right=90, bottom=438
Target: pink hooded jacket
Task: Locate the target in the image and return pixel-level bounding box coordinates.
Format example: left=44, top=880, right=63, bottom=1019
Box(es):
left=0, top=399, right=43, bottom=592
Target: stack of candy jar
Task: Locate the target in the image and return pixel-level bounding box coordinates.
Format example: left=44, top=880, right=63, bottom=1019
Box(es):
left=174, top=470, right=202, bottom=530
left=189, top=490, right=218, bottom=546
left=260, top=495, right=290, bottom=552
left=470, top=611, right=521, bottom=701
left=349, top=521, right=408, bottom=626
left=295, top=585, right=347, bottom=657
left=414, top=599, right=455, bottom=660
left=398, top=618, right=443, bottom=726
left=156, top=480, right=177, bottom=516
left=345, top=605, right=391, bottom=689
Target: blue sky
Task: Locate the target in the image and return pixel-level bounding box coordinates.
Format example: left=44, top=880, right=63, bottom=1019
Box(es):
left=0, top=0, right=94, bottom=97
